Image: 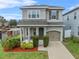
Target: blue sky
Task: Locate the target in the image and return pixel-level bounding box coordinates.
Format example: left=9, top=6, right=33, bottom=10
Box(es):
left=0, top=0, right=79, bottom=20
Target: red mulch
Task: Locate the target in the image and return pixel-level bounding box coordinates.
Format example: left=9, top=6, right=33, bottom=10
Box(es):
left=4, top=47, right=38, bottom=52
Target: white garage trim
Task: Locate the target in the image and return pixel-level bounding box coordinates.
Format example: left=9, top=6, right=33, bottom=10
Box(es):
left=47, top=31, right=60, bottom=41
left=47, top=29, right=63, bottom=41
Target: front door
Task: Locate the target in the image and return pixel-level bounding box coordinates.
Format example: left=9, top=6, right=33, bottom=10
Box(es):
left=39, top=28, right=44, bottom=37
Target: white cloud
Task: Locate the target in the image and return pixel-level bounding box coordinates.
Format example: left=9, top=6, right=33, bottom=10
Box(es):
left=0, top=13, right=21, bottom=20
left=0, top=0, right=37, bottom=9
left=0, top=0, right=37, bottom=20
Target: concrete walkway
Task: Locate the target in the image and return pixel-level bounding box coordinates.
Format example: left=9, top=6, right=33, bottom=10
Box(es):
left=48, top=41, right=75, bottom=59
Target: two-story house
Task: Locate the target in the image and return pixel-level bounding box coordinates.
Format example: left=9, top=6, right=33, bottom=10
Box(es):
left=63, top=7, right=79, bottom=37
left=17, top=5, right=64, bottom=41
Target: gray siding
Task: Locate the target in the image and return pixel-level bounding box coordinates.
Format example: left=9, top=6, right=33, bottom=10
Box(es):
left=22, top=9, right=47, bottom=20
left=22, top=9, right=63, bottom=21
left=63, top=8, right=79, bottom=37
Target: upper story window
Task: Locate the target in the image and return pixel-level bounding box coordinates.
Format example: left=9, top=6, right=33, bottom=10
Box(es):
left=74, top=12, right=77, bottom=20
left=50, top=10, right=59, bottom=19
left=67, top=16, right=69, bottom=21
left=28, top=10, right=40, bottom=19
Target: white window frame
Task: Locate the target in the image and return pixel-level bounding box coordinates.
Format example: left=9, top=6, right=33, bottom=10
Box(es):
left=51, top=10, right=58, bottom=20
left=27, top=10, right=40, bottom=19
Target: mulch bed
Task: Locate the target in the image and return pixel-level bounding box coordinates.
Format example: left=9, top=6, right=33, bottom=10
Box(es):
left=4, top=47, right=38, bottom=52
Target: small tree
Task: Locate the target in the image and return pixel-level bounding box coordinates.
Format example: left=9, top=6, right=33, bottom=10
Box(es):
left=9, top=19, right=17, bottom=27
left=0, top=16, right=7, bottom=25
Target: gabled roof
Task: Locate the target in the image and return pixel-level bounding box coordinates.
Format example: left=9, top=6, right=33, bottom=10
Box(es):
left=63, top=6, right=79, bottom=16
left=20, top=5, right=64, bottom=10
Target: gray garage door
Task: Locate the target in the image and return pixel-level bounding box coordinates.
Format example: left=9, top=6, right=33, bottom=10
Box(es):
left=47, top=31, right=60, bottom=41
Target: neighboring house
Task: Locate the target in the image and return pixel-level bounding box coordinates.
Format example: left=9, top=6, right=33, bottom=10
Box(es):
left=17, top=5, right=64, bottom=41
left=63, top=7, right=79, bottom=37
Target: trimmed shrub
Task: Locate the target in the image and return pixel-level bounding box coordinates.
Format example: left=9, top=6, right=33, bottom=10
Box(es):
left=1, top=37, right=9, bottom=47
left=32, top=36, right=39, bottom=47
left=3, top=38, right=12, bottom=50
left=21, top=42, right=26, bottom=49
left=2, top=35, right=20, bottom=50
left=26, top=42, right=33, bottom=48
left=43, top=36, right=49, bottom=47
left=15, top=35, right=20, bottom=47
left=21, top=41, right=33, bottom=49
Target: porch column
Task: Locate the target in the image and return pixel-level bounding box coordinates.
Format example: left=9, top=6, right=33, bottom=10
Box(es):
left=25, top=27, right=28, bottom=37
left=20, top=28, right=22, bottom=42
left=44, top=27, right=46, bottom=36
left=28, top=27, right=30, bottom=41
left=23, top=27, right=25, bottom=38
left=22, top=27, right=24, bottom=40
left=36, top=27, right=39, bottom=36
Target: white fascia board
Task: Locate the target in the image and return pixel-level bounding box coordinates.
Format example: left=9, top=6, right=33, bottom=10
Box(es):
left=17, top=25, right=65, bottom=27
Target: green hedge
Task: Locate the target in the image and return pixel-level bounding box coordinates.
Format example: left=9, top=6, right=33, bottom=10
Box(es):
left=32, top=36, right=39, bottom=47
left=2, top=35, right=20, bottom=50
left=43, top=36, right=49, bottom=47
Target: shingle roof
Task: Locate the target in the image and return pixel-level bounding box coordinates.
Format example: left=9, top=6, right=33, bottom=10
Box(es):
left=20, top=5, right=64, bottom=10
left=18, top=20, right=63, bottom=26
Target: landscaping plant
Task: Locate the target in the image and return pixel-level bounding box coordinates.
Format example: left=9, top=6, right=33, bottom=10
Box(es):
left=63, top=37, right=79, bottom=59
left=21, top=41, right=33, bottom=49
left=2, top=35, right=20, bottom=50
left=32, top=36, right=39, bottom=47
left=43, top=36, right=49, bottom=47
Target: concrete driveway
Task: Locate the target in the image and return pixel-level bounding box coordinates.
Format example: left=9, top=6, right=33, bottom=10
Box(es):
left=48, top=41, right=75, bottom=59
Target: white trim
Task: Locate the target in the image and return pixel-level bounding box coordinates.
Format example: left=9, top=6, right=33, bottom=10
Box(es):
left=47, top=29, right=63, bottom=41
left=47, top=29, right=61, bottom=32
left=36, top=27, right=39, bottom=36
left=47, top=19, right=63, bottom=22
left=17, top=25, right=64, bottom=27
left=28, top=27, right=30, bottom=41
left=44, top=27, right=46, bottom=36
left=20, top=28, right=22, bottom=42
left=27, top=10, right=40, bottom=19
left=22, top=27, right=24, bottom=38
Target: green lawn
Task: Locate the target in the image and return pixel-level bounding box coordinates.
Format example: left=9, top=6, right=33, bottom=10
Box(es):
left=63, top=38, right=79, bottom=59
left=0, top=40, right=48, bottom=59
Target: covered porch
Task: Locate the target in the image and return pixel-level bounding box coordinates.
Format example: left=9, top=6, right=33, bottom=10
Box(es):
left=21, top=27, right=47, bottom=41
